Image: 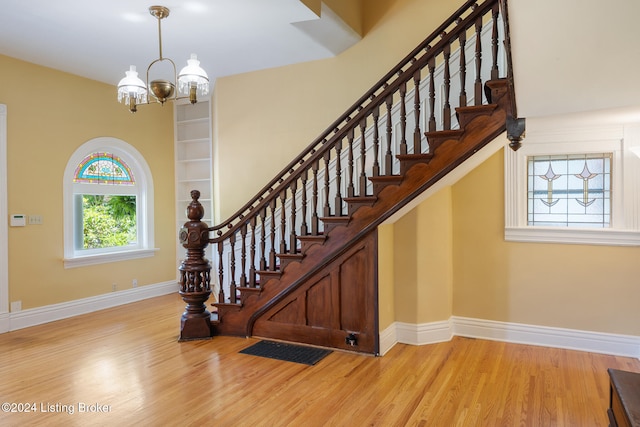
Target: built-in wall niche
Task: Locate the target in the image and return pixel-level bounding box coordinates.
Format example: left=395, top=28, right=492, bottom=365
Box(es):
left=174, top=100, right=214, bottom=277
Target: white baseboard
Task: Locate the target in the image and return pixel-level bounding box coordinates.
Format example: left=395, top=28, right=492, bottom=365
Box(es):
left=379, top=323, right=397, bottom=356
left=379, top=320, right=452, bottom=356
left=396, top=320, right=453, bottom=346
left=7, top=281, right=178, bottom=331
left=0, top=312, right=9, bottom=334
left=452, top=316, right=640, bottom=358
left=379, top=316, right=640, bottom=358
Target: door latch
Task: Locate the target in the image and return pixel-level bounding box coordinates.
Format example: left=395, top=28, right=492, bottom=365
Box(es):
left=345, top=333, right=358, bottom=346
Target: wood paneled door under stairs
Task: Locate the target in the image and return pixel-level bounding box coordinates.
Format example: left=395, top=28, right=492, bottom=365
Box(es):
left=253, top=231, right=378, bottom=353
left=177, top=0, right=522, bottom=354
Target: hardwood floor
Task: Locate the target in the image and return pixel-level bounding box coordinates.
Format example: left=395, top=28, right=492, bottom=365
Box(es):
left=1, top=294, right=638, bottom=426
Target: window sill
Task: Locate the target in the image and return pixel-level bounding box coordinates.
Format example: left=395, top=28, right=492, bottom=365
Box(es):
left=505, top=227, right=640, bottom=246
left=64, top=248, right=159, bottom=269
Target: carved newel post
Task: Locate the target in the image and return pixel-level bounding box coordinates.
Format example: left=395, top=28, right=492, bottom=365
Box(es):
left=178, top=190, right=213, bottom=341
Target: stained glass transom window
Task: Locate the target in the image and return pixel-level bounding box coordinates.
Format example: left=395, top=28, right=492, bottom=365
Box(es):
left=527, top=154, right=611, bottom=227
left=73, top=152, right=134, bottom=185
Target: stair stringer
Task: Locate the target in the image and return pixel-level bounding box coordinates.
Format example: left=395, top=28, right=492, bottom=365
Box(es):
left=214, top=80, right=510, bottom=341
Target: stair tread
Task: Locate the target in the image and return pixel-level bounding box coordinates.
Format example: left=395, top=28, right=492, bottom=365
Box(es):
left=236, top=286, right=262, bottom=293
left=396, top=153, right=434, bottom=160
left=318, top=216, right=350, bottom=222
left=343, top=195, right=377, bottom=202
left=214, top=302, right=242, bottom=307
left=297, top=234, right=328, bottom=254
left=397, top=153, right=435, bottom=175
left=456, top=103, right=497, bottom=114
left=277, top=252, right=304, bottom=258
left=424, top=128, right=464, bottom=138
left=369, top=175, right=403, bottom=182
left=297, top=234, right=327, bottom=241
left=257, top=269, right=282, bottom=275
left=369, top=174, right=404, bottom=194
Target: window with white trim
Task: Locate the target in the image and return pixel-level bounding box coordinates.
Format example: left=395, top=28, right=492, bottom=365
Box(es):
left=63, top=137, right=156, bottom=268
left=527, top=153, right=611, bottom=227
left=505, top=121, right=640, bottom=246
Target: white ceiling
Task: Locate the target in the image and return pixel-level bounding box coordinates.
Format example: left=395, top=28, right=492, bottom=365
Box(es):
left=1, top=0, right=639, bottom=120
left=509, top=0, right=640, bottom=118
left=0, top=0, right=358, bottom=87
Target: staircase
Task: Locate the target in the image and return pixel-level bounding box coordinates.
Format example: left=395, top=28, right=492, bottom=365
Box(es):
left=178, top=0, right=519, bottom=354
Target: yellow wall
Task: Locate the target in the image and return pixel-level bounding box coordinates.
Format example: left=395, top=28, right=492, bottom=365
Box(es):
left=392, top=188, right=453, bottom=324
left=212, top=0, right=457, bottom=219
left=0, top=55, right=176, bottom=310
left=452, top=149, right=640, bottom=336
left=300, top=0, right=363, bottom=35
left=377, top=223, right=395, bottom=330
left=325, top=0, right=363, bottom=35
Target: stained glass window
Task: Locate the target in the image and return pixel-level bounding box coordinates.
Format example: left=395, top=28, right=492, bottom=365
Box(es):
left=527, top=154, right=611, bottom=227
left=72, top=152, right=137, bottom=250
left=73, top=152, right=134, bottom=185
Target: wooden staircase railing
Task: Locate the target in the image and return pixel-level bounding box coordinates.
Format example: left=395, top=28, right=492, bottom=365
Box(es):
left=178, top=0, right=517, bottom=344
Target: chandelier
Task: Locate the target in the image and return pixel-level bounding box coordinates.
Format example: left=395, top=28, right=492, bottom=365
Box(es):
left=117, top=6, right=209, bottom=113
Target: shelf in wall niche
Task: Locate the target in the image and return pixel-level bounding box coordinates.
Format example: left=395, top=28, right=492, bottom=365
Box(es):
left=177, top=158, right=210, bottom=164
left=176, top=163, right=210, bottom=181
left=176, top=138, right=209, bottom=144
left=176, top=120, right=209, bottom=141
left=176, top=117, right=209, bottom=125
left=177, top=178, right=210, bottom=182
left=176, top=101, right=209, bottom=122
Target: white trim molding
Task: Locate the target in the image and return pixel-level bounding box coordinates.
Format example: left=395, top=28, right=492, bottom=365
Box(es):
left=396, top=320, right=453, bottom=347
left=0, top=104, right=7, bottom=333
left=63, top=137, right=156, bottom=268
left=504, top=115, right=640, bottom=246
left=379, top=323, right=398, bottom=356
left=64, top=248, right=159, bottom=269
left=0, top=313, right=8, bottom=334
left=380, top=317, right=640, bottom=358
left=452, top=317, right=640, bottom=358
left=6, top=281, right=177, bottom=332
left=380, top=320, right=456, bottom=356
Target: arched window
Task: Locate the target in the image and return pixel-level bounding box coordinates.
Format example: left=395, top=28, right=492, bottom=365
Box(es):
left=63, top=137, right=155, bottom=268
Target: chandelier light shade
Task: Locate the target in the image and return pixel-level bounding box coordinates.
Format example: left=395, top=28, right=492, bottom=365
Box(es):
left=178, top=54, right=210, bottom=103
left=117, top=6, right=209, bottom=113
left=117, top=66, right=148, bottom=112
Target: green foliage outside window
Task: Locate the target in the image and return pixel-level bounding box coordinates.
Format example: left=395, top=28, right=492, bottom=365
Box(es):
left=83, top=195, right=136, bottom=249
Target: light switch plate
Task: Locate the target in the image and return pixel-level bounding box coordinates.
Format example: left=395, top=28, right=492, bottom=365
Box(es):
left=28, top=215, right=43, bottom=225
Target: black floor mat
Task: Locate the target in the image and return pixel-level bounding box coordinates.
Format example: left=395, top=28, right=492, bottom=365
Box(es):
left=239, top=340, right=332, bottom=365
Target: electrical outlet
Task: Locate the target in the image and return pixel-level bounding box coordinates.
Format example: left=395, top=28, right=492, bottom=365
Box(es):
left=132, top=279, right=138, bottom=288
left=10, top=301, right=21, bottom=312
left=112, top=283, right=117, bottom=292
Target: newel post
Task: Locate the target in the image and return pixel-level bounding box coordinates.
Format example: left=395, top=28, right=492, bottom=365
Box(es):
left=178, top=190, right=213, bottom=341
